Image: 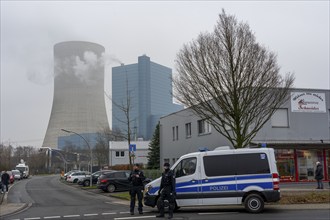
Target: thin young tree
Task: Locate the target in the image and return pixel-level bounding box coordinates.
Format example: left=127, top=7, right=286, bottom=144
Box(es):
left=173, top=10, right=294, bottom=148
left=105, top=73, right=137, bottom=170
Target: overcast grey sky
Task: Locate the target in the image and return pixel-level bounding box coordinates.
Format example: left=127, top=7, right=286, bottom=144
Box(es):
left=1, top=1, right=329, bottom=148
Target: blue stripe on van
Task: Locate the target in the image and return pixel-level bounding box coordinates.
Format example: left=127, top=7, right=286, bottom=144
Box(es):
left=237, top=182, right=273, bottom=191
left=149, top=174, right=273, bottom=194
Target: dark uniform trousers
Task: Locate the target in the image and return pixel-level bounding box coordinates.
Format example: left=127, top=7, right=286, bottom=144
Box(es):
left=130, top=186, right=143, bottom=213
left=158, top=186, right=175, bottom=217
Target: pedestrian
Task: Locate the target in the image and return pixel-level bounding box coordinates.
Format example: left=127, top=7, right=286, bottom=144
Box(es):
left=315, top=161, right=324, bottom=189
left=1, top=170, right=10, bottom=193
left=128, top=164, right=146, bottom=215
left=156, top=163, right=176, bottom=219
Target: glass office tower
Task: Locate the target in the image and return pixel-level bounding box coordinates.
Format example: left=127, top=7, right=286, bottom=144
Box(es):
left=112, top=55, right=182, bottom=140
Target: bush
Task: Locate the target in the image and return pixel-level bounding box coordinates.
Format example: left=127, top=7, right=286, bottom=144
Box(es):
left=144, top=169, right=162, bottom=180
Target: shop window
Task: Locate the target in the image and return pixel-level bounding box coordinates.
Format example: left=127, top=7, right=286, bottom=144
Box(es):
left=297, top=149, right=324, bottom=181
left=275, top=149, right=295, bottom=182
left=271, top=108, right=289, bottom=127
left=327, top=150, right=330, bottom=181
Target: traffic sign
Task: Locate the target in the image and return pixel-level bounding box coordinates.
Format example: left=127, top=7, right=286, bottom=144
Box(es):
left=129, top=144, right=136, bottom=152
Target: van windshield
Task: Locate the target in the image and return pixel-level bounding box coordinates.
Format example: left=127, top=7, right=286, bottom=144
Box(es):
left=174, top=157, right=197, bottom=178
left=16, top=167, right=26, bottom=172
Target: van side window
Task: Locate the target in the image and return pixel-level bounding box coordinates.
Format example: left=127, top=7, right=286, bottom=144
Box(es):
left=204, top=155, right=236, bottom=176
left=236, top=153, right=270, bottom=175
left=174, top=157, right=197, bottom=178
left=203, top=153, right=270, bottom=177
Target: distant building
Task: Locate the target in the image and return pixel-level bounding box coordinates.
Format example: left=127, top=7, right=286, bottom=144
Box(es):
left=42, top=41, right=110, bottom=149
left=159, top=88, right=330, bottom=182
left=112, top=55, right=183, bottom=140
left=109, top=141, right=150, bottom=166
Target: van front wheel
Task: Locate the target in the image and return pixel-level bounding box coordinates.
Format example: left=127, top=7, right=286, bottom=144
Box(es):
left=244, top=194, right=264, bottom=213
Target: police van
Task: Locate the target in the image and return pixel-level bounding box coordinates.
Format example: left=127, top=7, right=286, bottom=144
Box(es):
left=144, top=147, right=280, bottom=213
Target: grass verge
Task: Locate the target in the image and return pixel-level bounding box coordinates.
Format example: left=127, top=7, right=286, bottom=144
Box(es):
left=279, top=191, right=330, bottom=204
left=110, top=192, right=130, bottom=200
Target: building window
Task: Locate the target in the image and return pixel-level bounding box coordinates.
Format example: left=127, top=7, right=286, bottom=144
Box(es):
left=185, top=123, right=191, bottom=138
left=271, top=108, right=289, bottom=127
left=164, top=158, right=170, bottom=164
left=176, top=126, right=178, bottom=140
left=328, top=109, right=330, bottom=127
left=172, top=126, right=179, bottom=141
left=115, top=151, right=125, bottom=158
left=198, top=119, right=211, bottom=135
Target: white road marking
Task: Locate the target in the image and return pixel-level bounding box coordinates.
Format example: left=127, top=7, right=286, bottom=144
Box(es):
left=83, top=214, right=98, bottom=217
left=24, top=218, right=41, bottom=220
left=63, top=215, right=80, bottom=218
left=198, top=212, right=239, bottom=215
left=102, top=212, right=116, bottom=215
left=44, top=216, right=61, bottom=219
left=114, top=216, right=156, bottom=220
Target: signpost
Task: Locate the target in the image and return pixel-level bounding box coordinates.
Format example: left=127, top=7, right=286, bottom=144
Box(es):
left=129, top=144, right=136, bottom=164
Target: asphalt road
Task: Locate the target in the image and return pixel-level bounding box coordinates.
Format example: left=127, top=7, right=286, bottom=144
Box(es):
left=2, top=175, right=330, bottom=220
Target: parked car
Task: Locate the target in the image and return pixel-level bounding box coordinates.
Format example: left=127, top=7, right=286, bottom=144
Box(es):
left=78, top=170, right=109, bottom=187
left=66, top=171, right=91, bottom=183
left=62, top=170, right=80, bottom=181
left=97, top=170, right=152, bottom=193
left=11, top=170, right=22, bottom=180
left=8, top=171, right=16, bottom=183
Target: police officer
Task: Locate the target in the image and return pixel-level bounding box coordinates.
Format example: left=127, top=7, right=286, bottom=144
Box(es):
left=128, top=164, right=145, bottom=215
left=156, top=163, right=176, bottom=219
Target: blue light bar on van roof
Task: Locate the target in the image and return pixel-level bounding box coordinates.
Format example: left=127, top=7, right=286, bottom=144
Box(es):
left=198, top=147, right=209, bottom=152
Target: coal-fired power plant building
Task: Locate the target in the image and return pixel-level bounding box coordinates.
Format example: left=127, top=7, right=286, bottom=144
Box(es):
left=42, top=41, right=110, bottom=149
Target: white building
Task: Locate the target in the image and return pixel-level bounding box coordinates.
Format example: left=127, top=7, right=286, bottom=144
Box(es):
left=109, top=141, right=150, bottom=166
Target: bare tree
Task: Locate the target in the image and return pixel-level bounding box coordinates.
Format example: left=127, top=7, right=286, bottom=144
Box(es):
left=105, top=73, right=137, bottom=170
left=94, top=127, right=120, bottom=168
left=173, top=10, right=294, bottom=148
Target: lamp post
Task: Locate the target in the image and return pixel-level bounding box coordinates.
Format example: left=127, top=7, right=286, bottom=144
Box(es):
left=40, top=147, right=68, bottom=174
left=61, top=129, right=93, bottom=187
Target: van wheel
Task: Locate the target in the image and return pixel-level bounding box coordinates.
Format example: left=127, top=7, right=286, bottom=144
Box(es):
left=244, top=194, right=264, bottom=213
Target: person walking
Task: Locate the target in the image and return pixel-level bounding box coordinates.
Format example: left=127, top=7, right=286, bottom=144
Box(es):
left=1, top=170, right=10, bottom=193
left=128, top=164, right=146, bottom=215
left=156, top=163, right=176, bottom=219
left=315, top=161, right=324, bottom=189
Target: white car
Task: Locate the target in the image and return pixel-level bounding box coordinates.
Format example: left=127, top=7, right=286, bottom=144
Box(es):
left=11, top=170, right=22, bottom=180
left=66, top=171, right=91, bottom=183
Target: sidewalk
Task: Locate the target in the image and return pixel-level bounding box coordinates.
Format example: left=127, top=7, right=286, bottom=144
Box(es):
left=0, top=192, right=30, bottom=217
left=0, top=182, right=329, bottom=218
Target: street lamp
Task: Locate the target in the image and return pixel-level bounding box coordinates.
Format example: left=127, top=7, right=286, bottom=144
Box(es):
left=40, top=147, right=68, bottom=174
left=61, top=129, right=93, bottom=187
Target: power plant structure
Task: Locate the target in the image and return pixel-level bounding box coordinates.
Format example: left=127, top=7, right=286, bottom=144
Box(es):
left=42, top=41, right=110, bottom=149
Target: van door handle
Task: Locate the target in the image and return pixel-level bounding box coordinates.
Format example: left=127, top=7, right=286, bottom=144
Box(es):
left=204, top=179, right=208, bottom=182
left=191, top=179, right=196, bottom=183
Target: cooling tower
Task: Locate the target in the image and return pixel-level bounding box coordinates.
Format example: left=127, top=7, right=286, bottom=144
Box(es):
left=42, top=41, right=110, bottom=148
